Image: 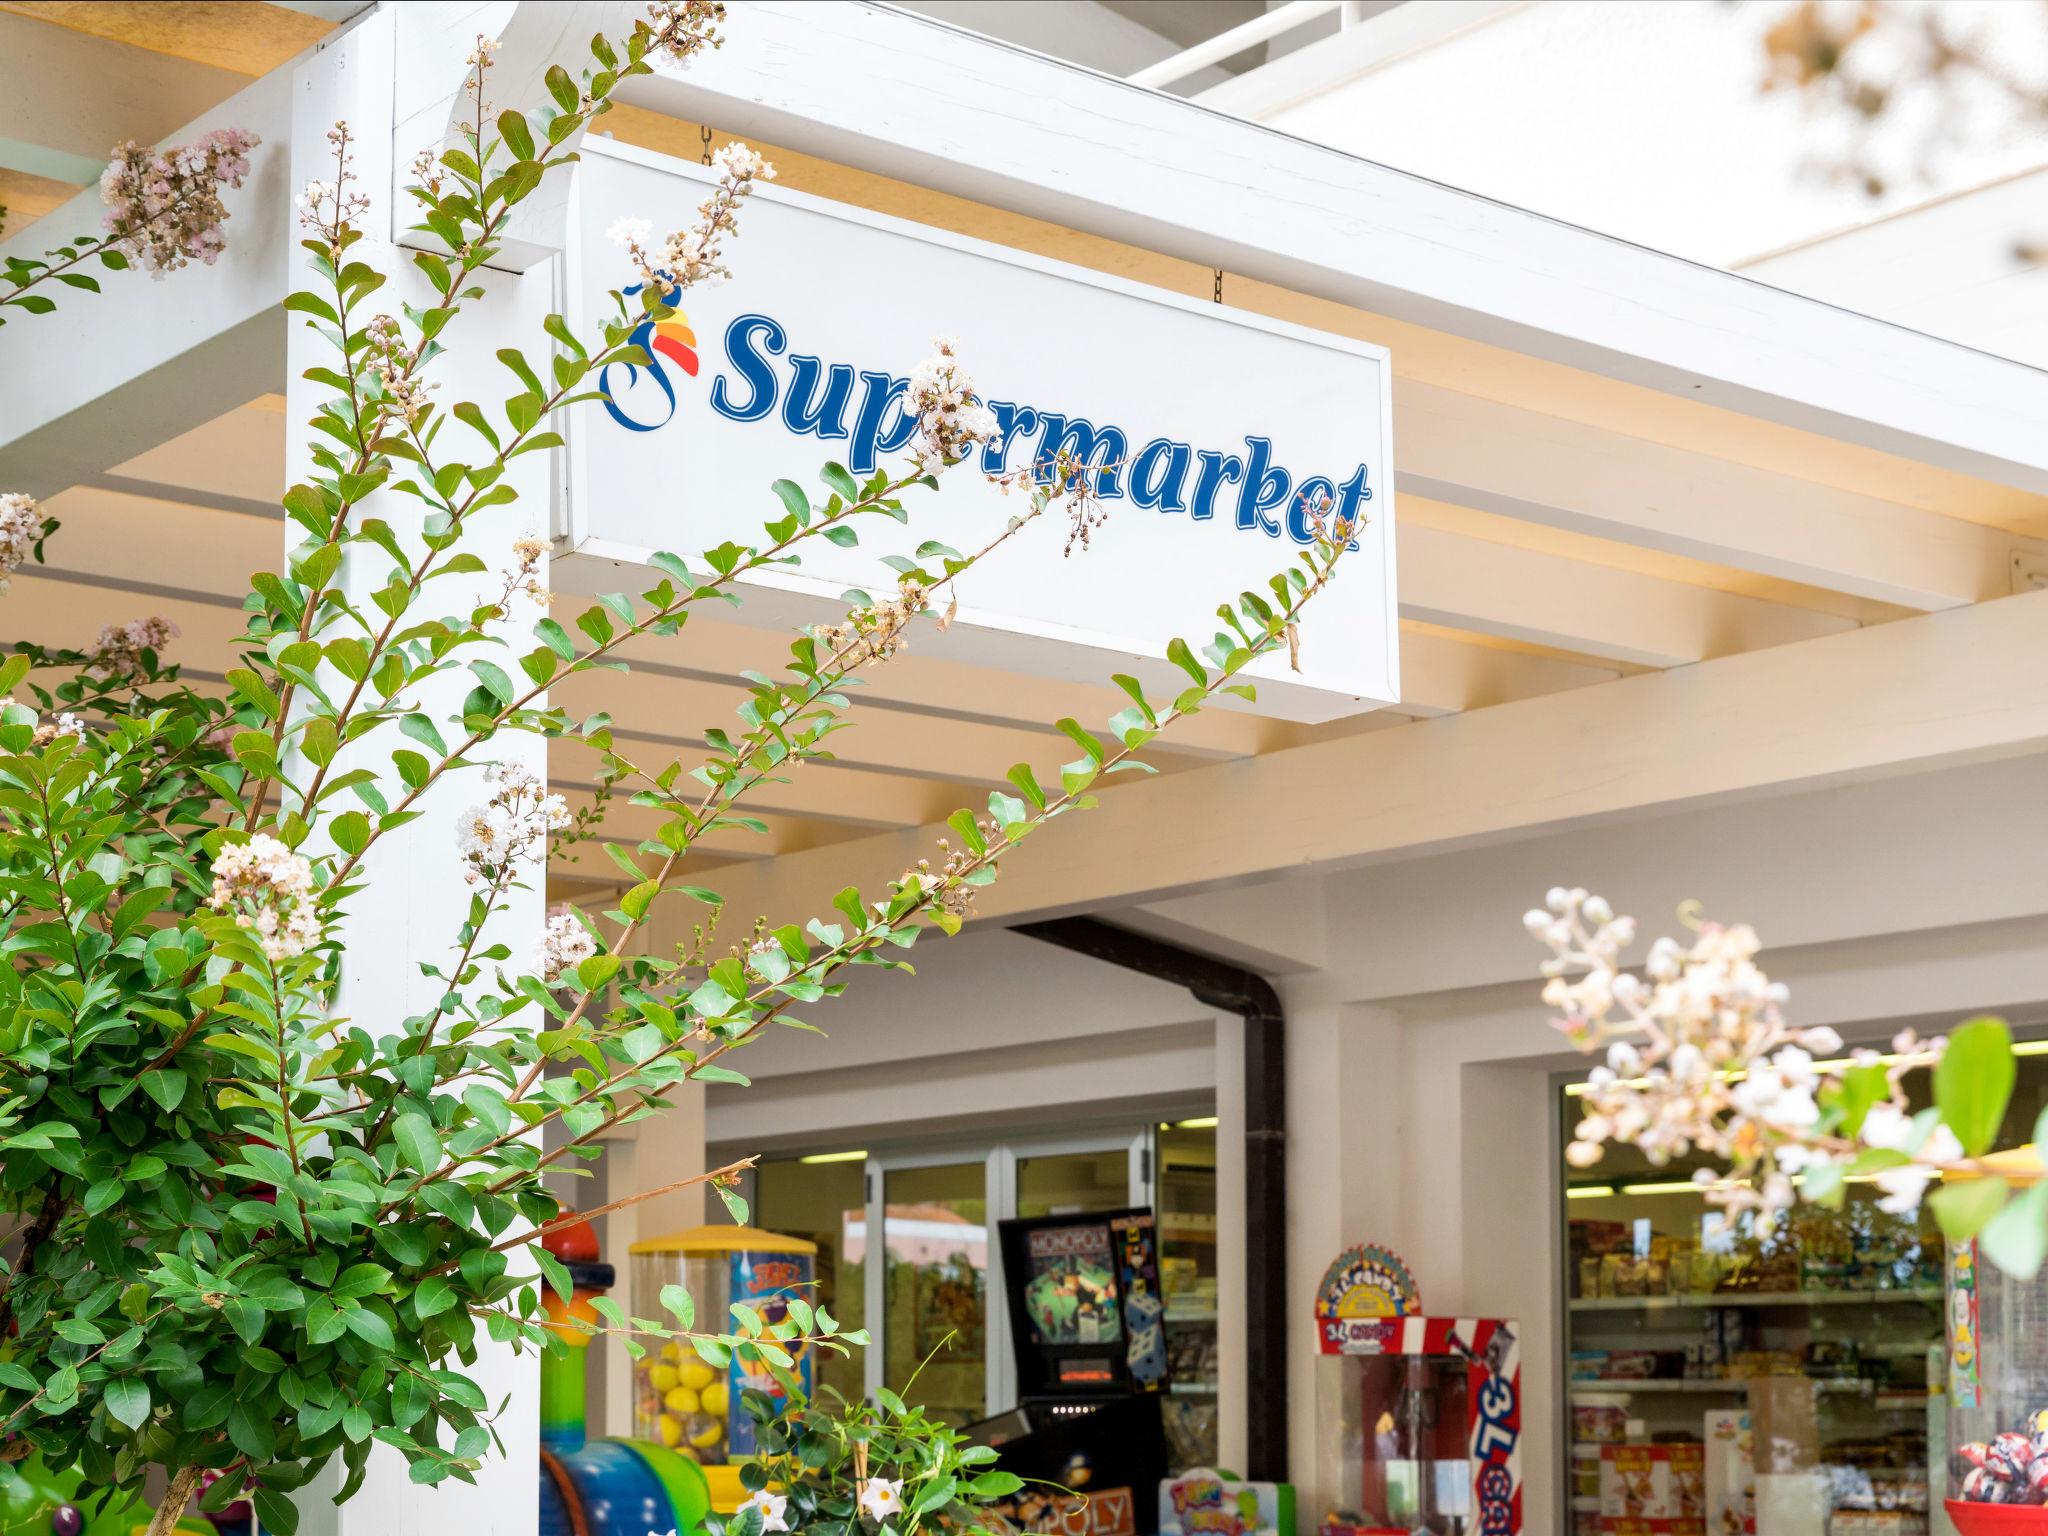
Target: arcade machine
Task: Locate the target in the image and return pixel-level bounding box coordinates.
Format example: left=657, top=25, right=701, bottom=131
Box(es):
left=1312, top=1243, right=1521, bottom=1536
left=970, top=1208, right=1173, bottom=1536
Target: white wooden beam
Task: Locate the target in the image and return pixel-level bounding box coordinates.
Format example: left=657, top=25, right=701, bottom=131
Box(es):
left=1397, top=515, right=1852, bottom=668
left=0, top=15, right=251, bottom=185
left=1397, top=381, right=2035, bottom=610
left=664, top=588, right=2048, bottom=933
left=1390, top=626, right=1618, bottom=716
left=614, top=0, right=2048, bottom=494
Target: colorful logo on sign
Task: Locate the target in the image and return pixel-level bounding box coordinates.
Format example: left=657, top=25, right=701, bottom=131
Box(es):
left=600, top=279, right=700, bottom=432
left=1314, top=1242, right=1420, bottom=1322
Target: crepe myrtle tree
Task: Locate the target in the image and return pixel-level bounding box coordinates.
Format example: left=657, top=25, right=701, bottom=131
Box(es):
left=0, top=6, right=1364, bottom=1535
left=1530, top=891, right=2048, bottom=1277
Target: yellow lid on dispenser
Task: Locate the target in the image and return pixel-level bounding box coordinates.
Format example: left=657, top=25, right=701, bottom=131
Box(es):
left=629, top=1223, right=819, bottom=1256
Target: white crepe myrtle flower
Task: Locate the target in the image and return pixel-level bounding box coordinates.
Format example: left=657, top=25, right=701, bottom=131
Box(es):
left=0, top=493, right=45, bottom=593
left=605, top=215, right=652, bottom=251
left=907, top=336, right=999, bottom=467
left=457, top=762, right=570, bottom=886
left=612, top=143, right=773, bottom=292
left=207, top=833, right=321, bottom=962
left=736, top=1490, right=789, bottom=1533
left=857, top=1477, right=903, bottom=1522
left=1527, top=887, right=1933, bottom=1232
left=541, top=905, right=598, bottom=985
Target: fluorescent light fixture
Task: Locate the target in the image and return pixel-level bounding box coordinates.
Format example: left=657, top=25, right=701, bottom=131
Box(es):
left=1176, top=1116, right=1219, bottom=1130
left=1565, top=1185, right=1616, bottom=1199
left=798, top=1149, right=868, bottom=1165
left=1621, top=1178, right=1749, bottom=1197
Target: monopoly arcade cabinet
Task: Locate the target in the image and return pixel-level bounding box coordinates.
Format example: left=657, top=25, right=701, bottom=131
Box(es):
left=1314, top=1244, right=1521, bottom=1536
left=971, top=1209, right=1173, bottom=1536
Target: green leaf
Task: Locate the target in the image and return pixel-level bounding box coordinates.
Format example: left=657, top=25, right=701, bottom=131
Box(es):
left=1166, top=636, right=1207, bottom=687
left=393, top=1112, right=440, bottom=1173
left=400, top=712, right=449, bottom=755
left=139, top=1068, right=188, bottom=1113
left=102, top=1375, right=150, bottom=1429
left=1982, top=1179, right=2048, bottom=1279
left=252, top=1489, right=301, bottom=1536
left=342, top=1306, right=396, bottom=1351
left=228, top=1397, right=277, bottom=1459
left=414, top=1276, right=456, bottom=1318
left=470, top=658, right=516, bottom=706
left=771, top=479, right=811, bottom=521
left=1937, top=1016, right=2016, bottom=1157
left=1929, top=1176, right=2009, bottom=1243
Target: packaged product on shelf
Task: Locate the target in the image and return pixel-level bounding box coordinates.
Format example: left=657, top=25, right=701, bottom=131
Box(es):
left=1574, top=1395, right=1631, bottom=1446
left=1688, top=1251, right=1720, bottom=1295
left=1831, top=1515, right=1928, bottom=1536
left=1703, top=1410, right=1755, bottom=1535
left=1572, top=1351, right=1612, bottom=1382
left=1602, top=1350, right=1662, bottom=1381
left=1581, top=1257, right=1603, bottom=1299
left=1600, top=1445, right=1704, bottom=1523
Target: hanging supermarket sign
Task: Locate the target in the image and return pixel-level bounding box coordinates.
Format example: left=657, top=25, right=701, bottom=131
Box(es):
left=560, top=141, right=1399, bottom=725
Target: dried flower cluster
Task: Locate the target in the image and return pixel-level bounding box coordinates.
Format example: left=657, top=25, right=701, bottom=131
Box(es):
left=907, top=336, right=1001, bottom=469
left=297, top=125, right=371, bottom=256
left=503, top=535, right=549, bottom=610
left=93, top=616, right=179, bottom=678
left=903, top=821, right=997, bottom=920
left=456, top=761, right=570, bottom=887
left=996, top=450, right=1114, bottom=557
left=0, top=492, right=44, bottom=594
left=363, top=314, right=434, bottom=425
left=541, top=904, right=598, bottom=984
left=647, top=0, right=727, bottom=64
left=608, top=141, right=774, bottom=296
left=811, top=578, right=930, bottom=668
left=207, top=833, right=321, bottom=962
left=1530, top=887, right=1962, bottom=1227
left=98, top=127, right=260, bottom=275
left=463, top=34, right=501, bottom=108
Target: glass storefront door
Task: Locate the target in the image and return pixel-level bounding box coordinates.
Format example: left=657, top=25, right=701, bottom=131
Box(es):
left=880, top=1159, right=991, bottom=1426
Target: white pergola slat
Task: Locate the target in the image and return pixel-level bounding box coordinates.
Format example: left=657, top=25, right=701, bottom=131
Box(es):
left=1395, top=381, right=2037, bottom=611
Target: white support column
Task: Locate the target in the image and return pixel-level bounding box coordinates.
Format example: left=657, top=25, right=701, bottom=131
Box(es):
left=1283, top=1001, right=1401, bottom=1509
left=286, top=12, right=545, bottom=1531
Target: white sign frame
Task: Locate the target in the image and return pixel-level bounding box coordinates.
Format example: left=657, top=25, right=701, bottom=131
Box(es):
left=556, top=137, right=1398, bottom=724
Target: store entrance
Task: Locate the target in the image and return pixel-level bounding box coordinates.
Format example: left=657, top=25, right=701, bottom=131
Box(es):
left=736, top=1116, right=1221, bottom=1467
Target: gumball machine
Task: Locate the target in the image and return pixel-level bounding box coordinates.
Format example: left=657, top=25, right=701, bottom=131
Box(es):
left=1947, top=1230, right=2048, bottom=1531
left=630, top=1227, right=816, bottom=1478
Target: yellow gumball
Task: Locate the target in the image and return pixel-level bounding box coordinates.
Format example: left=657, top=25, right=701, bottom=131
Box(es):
left=665, top=1385, right=701, bottom=1416
left=690, top=1420, right=724, bottom=1451
left=700, top=1383, right=728, bottom=1419
left=680, top=1362, right=717, bottom=1392
left=656, top=1414, right=683, bottom=1448
left=661, top=1342, right=684, bottom=1363
left=649, top=1364, right=680, bottom=1394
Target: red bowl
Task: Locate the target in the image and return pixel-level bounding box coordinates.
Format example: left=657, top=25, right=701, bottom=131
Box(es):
left=1947, top=1499, right=2048, bottom=1535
